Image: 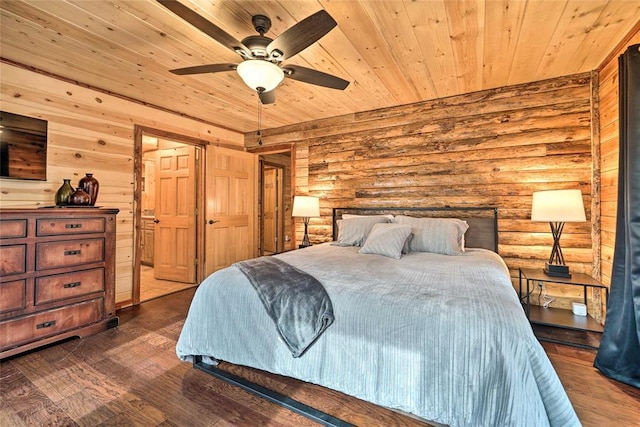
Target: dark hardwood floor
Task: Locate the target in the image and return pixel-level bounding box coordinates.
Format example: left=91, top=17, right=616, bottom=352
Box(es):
left=1, top=288, right=639, bottom=426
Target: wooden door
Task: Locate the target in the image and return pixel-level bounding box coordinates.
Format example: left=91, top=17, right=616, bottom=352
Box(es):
left=154, top=146, right=196, bottom=283
left=140, top=218, right=154, bottom=266
left=204, top=146, right=257, bottom=276
left=263, top=167, right=277, bottom=254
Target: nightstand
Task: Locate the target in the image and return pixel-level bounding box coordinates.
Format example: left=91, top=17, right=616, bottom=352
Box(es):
left=519, top=268, right=608, bottom=349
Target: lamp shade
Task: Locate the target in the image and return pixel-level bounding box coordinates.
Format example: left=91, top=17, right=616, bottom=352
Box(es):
left=292, top=196, right=320, bottom=218
left=531, top=189, right=586, bottom=222
left=236, top=60, right=284, bottom=92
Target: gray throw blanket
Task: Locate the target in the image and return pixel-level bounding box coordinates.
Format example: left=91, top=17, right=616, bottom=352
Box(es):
left=234, top=256, right=334, bottom=357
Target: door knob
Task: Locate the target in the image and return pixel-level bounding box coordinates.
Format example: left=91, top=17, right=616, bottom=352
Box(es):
left=153, top=219, right=160, bottom=223
left=208, top=220, right=219, bottom=224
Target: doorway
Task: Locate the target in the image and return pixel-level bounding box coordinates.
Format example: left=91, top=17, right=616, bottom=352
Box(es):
left=134, top=126, right=259, bottom=305
left=261, top=163, right=283, bottom=255
left=135, top=128, right=203, bottom=303
left=257, top=149, right=294, bottom=255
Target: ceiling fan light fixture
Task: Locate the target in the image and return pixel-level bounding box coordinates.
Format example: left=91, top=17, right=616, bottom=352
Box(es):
left=236, top=60, right=284, bottom=92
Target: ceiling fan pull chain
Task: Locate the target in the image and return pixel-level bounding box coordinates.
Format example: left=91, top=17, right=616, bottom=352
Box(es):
left=257, top=96, right=263, bottom=145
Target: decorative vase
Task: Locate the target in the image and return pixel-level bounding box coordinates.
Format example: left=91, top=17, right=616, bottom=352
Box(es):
left=78, top=173, right=99, bottom=206
left=68, top=187, right=91, bottom=206
left=55, top=179, right=74, bottom=206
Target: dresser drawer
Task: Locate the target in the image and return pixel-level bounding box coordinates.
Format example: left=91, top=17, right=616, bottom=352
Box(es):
left=0, top=280, right=27, bottom=314
left=36, top=217, right=106, bottom=236
left=35, top=238, right=104, bottom=270
left=35, top=268, right=104, bottom=305
left=0, top=298, right=104, bottom=350
left=0, top=219, right=28, bottom=239
left=0, top=245, right=27, bottom=276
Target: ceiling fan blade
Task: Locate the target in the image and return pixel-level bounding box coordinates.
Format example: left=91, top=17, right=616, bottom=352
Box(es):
left=283, top=65, right=349, bottom=90
left=259, top=89, right=276, bottom=104
left=157, top=0, right=250, bottom=57
left=170, top=63, right=238, bottom=75
left=267, top=10, right=337, bottom=60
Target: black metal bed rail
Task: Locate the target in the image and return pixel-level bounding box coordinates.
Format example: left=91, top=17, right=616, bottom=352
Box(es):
left=193, top=356, right=354, bottom=427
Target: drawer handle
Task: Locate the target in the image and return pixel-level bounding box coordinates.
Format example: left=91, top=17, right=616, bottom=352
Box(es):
left=63, top=281, right=81, bottom=289
left=36, top=320, right=56, bottom=329
left=65, top=224, right=83, bottom=229
left=64, top=250, right=81, bottom=256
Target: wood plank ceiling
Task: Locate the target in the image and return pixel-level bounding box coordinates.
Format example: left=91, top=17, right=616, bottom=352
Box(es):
left=1, top=1, right=638, bottom=135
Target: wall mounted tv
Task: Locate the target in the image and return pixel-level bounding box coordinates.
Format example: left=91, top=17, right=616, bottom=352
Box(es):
left=0, top=111, right=48, bottom=181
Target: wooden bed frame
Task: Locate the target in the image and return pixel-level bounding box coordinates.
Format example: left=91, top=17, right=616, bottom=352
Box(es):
left=195, top=206, right=499, bottom=427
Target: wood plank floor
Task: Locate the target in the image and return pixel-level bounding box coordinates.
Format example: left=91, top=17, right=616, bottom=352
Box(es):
left=1, top=288, right=639, bottom=426
left=140, top=265, right=196, bottom=303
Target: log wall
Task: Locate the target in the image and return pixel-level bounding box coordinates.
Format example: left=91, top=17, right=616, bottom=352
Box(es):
left=597, top=26, right=640, bottom=286
left=0, top=63, right=243, bottom=303
left=247, top=73, right=596, bottom=311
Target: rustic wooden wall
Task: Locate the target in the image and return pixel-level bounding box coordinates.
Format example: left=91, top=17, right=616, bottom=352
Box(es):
left=247, top=73, right=595, bottom=310
left=597, top=27, right=640, bottom=287
left=0, top=63, right=243, bottom=303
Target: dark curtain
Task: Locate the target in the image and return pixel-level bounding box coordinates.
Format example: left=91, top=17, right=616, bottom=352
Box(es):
left=594, top=44, right=640, bottom=388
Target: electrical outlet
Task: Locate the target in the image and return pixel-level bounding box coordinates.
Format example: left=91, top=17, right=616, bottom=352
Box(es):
left=537, top=281, right=544, bottom=289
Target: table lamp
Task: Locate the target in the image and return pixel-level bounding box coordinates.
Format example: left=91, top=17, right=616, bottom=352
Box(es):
left=531, top=189, right=586, bottom=278
left=292, top=196, right=320, bottom=248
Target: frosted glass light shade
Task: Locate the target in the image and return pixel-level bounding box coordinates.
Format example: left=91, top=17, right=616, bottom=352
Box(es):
left=292, top=196, right=320, bottom=218
left=531, top=189, right=586, bottom=222
left=236, top=60, right=284, bottom=92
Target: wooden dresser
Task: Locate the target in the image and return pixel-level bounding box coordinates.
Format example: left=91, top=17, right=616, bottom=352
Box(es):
left=0, top=207, right=119, bottom=359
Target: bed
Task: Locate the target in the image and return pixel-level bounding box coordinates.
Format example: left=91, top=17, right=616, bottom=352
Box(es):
left=176, top=207, right=580, bottom=427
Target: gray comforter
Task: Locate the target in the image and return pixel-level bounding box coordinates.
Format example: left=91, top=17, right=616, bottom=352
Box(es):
left=176, top=243, right=580, bottom=427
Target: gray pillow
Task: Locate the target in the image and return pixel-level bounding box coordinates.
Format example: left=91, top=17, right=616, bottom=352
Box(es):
left=333, top=216, right=390, bottom=247
left=358, top=223, right=412, bottom=259
left=392, top=215, right=469, bottom=255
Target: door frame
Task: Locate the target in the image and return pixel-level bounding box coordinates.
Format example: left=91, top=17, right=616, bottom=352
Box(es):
left=260, top=161, right=284, bottom=255
left=248, top=144, right=296, bottom=254
left=133, top=125, right=207, bottom=305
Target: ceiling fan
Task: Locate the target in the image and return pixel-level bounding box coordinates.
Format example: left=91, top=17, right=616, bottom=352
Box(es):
left=157, top=0, right=350, bottom=104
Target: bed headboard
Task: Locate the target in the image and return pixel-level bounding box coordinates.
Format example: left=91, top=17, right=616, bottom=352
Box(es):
left=332, top=207, right=499, bottom=253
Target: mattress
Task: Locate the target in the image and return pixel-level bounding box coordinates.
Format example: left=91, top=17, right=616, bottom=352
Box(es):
left=176, top=242, right=580, bottom=427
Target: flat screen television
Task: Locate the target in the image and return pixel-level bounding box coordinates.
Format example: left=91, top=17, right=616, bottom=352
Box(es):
left=0, top=111, right=48, bottom=180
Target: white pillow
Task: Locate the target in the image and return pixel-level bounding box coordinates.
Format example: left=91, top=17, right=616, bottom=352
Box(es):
left=359, top=223, right=412, bottom=259
left=333, top=216, right=390, bottom=247
left=392, top=215, right=469, bottom=255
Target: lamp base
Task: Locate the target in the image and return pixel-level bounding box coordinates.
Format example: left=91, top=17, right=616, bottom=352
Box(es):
left=544, top=262, right=571, bottom=278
